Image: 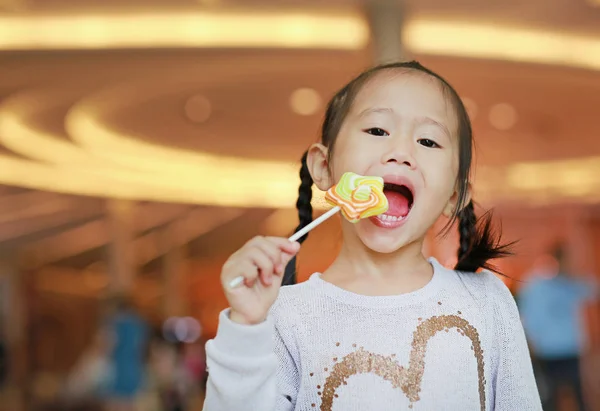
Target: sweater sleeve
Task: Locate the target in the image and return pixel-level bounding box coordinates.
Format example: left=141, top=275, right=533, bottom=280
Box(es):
left=202, top=309, right=298, bottom=411
left=488, top=274, right=542, bottom=410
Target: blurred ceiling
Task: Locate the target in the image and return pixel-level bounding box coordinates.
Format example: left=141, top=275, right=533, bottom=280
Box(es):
left=1, top=0, right=599, bottom=34
left=0, top=0, right=599, bottom=272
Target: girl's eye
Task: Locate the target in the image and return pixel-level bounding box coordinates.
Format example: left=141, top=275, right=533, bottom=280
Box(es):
left=364, top=127, right=389, bottom=137
left=418, top=138, right=440, bottom=148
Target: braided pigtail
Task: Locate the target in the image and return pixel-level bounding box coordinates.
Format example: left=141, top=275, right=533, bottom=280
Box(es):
left=454, top=201, right=513, bottom=273
left=282, top=151, right=314, bottom=285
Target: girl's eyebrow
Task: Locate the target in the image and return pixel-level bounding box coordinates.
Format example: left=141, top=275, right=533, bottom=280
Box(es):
left=415, top=116, right=451, bottom=139
left=357, top=107, right=394, bottom=118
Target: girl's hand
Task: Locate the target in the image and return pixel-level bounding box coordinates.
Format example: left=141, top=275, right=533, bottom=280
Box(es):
left=221, top=236, right=300, bottom=325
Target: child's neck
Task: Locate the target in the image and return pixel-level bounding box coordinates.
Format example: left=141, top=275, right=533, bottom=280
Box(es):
left=322, top=236, right=433, bottom=296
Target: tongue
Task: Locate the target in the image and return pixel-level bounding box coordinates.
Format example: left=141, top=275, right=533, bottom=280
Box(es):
left=384, top=189, right=410, bottom=217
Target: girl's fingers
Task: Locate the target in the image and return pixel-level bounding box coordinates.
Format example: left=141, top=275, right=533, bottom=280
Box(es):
left=246, top=249, right=274, bottom=286
left=225, top=236, right=301, bottom=289
left=250, top=240, right=282, bottom=267
left=255, top=238, right=301, bottom=283
left=225, top=260, right=258, bottom=289
left=281, top=250, right=297, bottom=266
left=272, top=253, right=294, bottom=279
left=265, top=237, right=301, bottom=254
left=245, top=236, right=300, bottom=259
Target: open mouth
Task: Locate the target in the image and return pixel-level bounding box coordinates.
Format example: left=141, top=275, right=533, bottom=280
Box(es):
left=376, top=183, right=414, bottom=224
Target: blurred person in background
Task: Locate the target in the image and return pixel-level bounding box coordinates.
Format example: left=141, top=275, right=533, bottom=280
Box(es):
left=182, top=341, right=206, bottom=396
left=178, top=340, right=207, bottom=409
left=147, top=334, right=179, bottom=411
left=145, top=334, right=200, bottom=411
left=63, top=329, right=114, bottom=407
left=105, top=295, right=149, bottom=411
left=164, top=342, right=196, bottom=411
left=518, top=245, right=598, bottom=411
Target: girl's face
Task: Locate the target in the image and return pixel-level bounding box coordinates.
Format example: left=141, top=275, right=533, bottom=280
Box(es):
left=312, top=71, right=462, bottom=254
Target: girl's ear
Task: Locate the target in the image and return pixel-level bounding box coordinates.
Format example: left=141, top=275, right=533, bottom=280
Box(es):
left=307, top=143, right=333, bottom=191
left=443, top=182, right=472, bottom=217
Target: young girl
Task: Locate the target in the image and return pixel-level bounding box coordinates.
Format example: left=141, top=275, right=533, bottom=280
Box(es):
left=203, top=61, right=542, bottom=410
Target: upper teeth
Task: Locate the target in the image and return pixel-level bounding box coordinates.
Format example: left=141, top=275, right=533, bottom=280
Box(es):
left=380, top=214, right=405, bottom=222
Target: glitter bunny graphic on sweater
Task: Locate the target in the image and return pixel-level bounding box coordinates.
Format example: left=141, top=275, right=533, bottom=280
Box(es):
left=310, top=313, right=486, bottom=411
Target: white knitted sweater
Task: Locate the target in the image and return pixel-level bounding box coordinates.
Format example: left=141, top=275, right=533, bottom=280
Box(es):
left=203, top=258, right=542, bottom=411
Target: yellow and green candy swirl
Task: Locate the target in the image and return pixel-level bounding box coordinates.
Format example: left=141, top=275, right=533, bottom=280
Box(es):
left=325, top=172, right=389, bottom=223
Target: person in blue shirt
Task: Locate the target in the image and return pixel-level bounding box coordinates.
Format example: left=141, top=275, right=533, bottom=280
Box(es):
left=518, top=245, right=598, bottom=411
left=106, top=295, right=149, bottom=411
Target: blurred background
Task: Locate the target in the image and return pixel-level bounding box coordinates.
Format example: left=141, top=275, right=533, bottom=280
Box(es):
left=0, top=0, right=599, bottom=410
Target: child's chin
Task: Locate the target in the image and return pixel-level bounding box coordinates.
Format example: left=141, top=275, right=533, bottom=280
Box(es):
left=359, top=234, right=405, bottom=254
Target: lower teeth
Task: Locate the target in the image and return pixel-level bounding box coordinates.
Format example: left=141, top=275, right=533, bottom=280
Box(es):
left=380, top=214, right=404, bottom=222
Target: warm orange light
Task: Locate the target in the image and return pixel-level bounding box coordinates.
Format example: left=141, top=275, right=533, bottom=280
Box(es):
left=0, top=93, right=330, bottom=207
left=507, top=157, right=600, bottom=197
left=405, top=18, right=600, bottom=71
left=0, top=10, right=598, bottom=73
left=2, top=41, right=600, bottom=207
left=0, top=9, right=369, bottom=51
left=6, top=96, right=600, bottom=207
left=290, top=88, right=321, bottom=116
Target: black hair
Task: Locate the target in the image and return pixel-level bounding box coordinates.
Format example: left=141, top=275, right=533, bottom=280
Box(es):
left=282, top=152, right=314, bottom=284
left=282, top=61, right=511, bottom=284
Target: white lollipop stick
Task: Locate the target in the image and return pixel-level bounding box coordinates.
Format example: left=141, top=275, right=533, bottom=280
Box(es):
left=228, top=206, right=340, bottom=289
left=288, top=206, right=340, bottom=242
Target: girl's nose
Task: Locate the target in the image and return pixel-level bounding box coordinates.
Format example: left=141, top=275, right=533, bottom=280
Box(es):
left=381, top=138, right=416, bottom=169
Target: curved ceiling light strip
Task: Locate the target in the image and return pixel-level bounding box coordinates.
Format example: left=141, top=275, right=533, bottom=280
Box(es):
left=0, top=91, right=325, bottom=208
left=0, top=9, right=369, bottom=51
left=0, top=154, right=158, bottom=200
left=67, top=107, right=290, bottom=175
left=63, top=66, right=309, bottom=174
left=0, top=111, right=92, bottom=165
left=66, top=108, right=328, bottom=207
left=63, top=77, right=309, bottom=182
left=0, top=149, right=314, bottom=208
left=0, top=91, right=111, bottom=167
left=404, top=17, right=600, bottom=71
left=0, top=114, right=192, bottom=193
left=0, top=82, right=224, bottom=169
